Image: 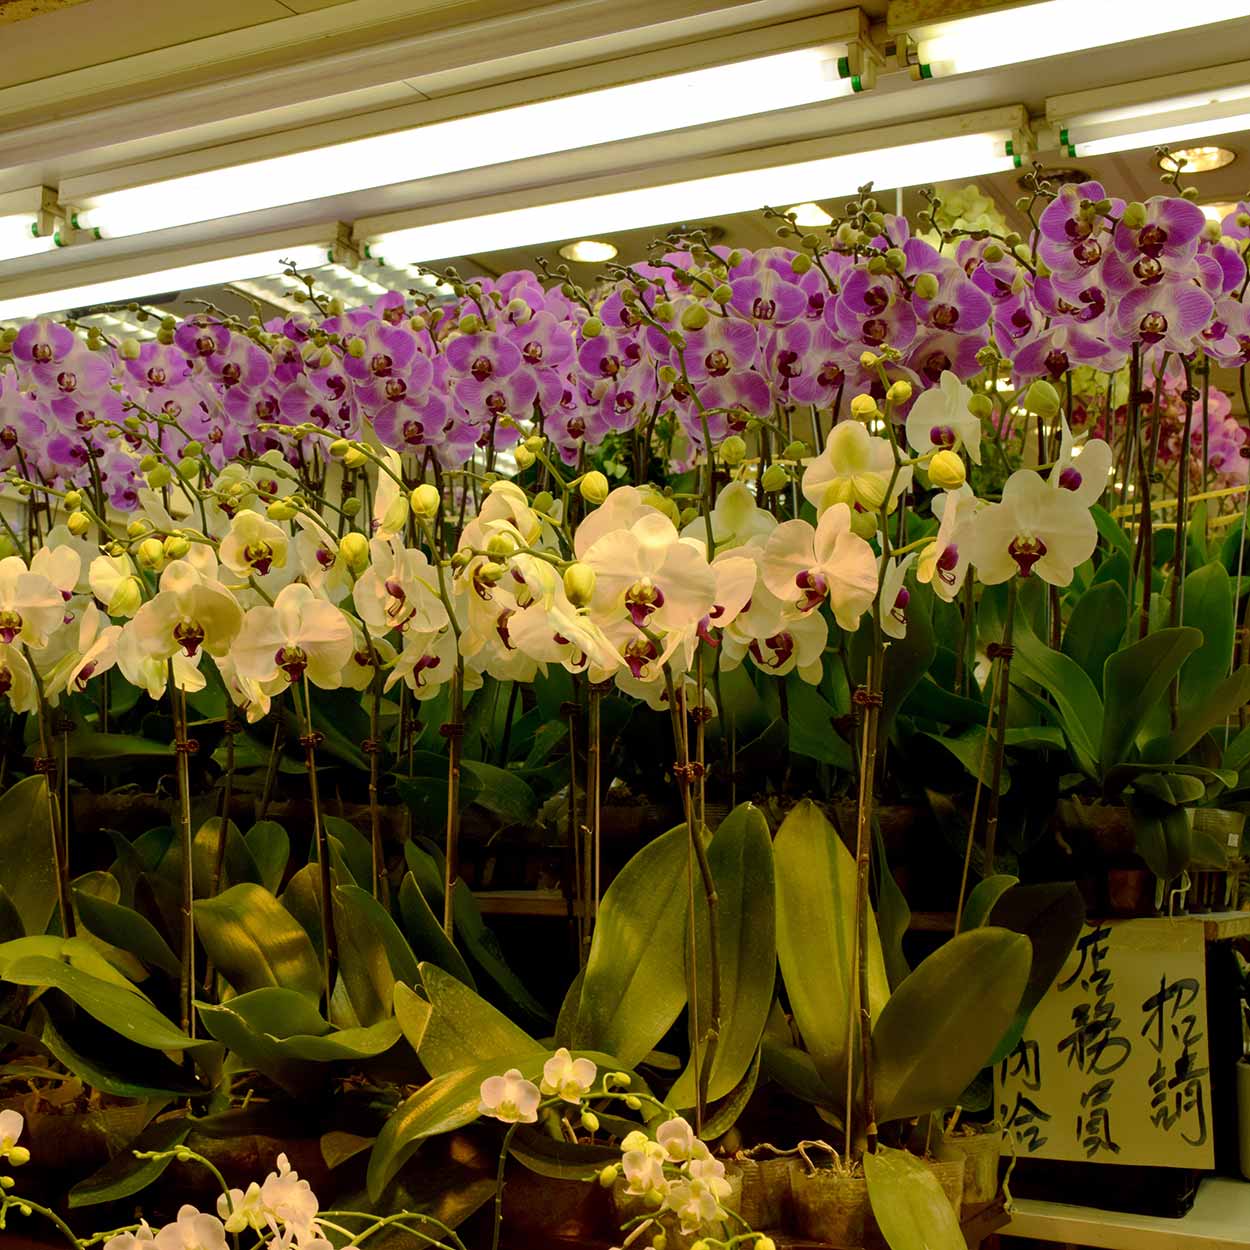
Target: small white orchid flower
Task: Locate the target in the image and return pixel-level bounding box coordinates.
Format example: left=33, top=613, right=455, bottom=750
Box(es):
left=216, top=1182, right=266, bottom=1234
left=0, top=1109, right=28, bottom=1164
left=540, top=1048, right=597, bottom=1103
left=621, top=1137, right=669, bottom=1199
left=102, top=1223, right=155, bottom=1250
left=761, top=503, right=878, bottom=629
left=371, top=449, right=409, bottom=539
left=233, top=583, right=353, bottom=689
left=90, top=553, right=143, bottom=618
left=880, top=553, right=916, bottom=641
left=258, top=1152, right=321, bottom=1242
left=905, top=369, right=983, bottom=464
left=0, top=643, right=36, bottom=713
left=1049, top=417, right=1113, bottom=505
left=129, top=560, right=242, bottom=665
left=117, top=625, right=207, bottom=698
left=656, top=1116, right=706, bottom=1163
left=44, top=603, right=121, bottom=699
left=353, top=538, right=448, bottom=635
left=681, top=481, right=777, bottom=551
left=917, top=485, right=981, bottom=602
left=664, top=1176, right=728, bottom=1236
left=969, top=468, right=1098, bottom=587
left=801, top=421, right=912, bottom=516
left=293, top=515, right=354, bottom=604
left=478, top=1068, right=541, bottom=1123
left=151, top=1205, right=228, bottom=1250
left=384, top=627, right=460, bottom=699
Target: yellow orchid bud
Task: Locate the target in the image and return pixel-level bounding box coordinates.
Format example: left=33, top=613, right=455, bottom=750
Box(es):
left=720, top=435, right=747, bottom=466
left=342, top=445, right=367, bottom=469
left=859, top=351, right=879, bottom=369
left=1023, top=380, right=1061, bottom=418
left=485, top=532, right=517, bottom=558
left=968, top=393, right=994, bottom=420
left=135, top=537, right=166, bottom=572
left=929, top=450, right=967, bottom=491
left=563, top=562, right=596, bottom=607
left=849, top=393, right=879, bottom=420
left=579, top=471, right=609, bottom=505
left=267, top=499, right=298, bottom=522
left=531, top=490, right=555, bottom=515
left=119, top=337, right=141, bottom=360
left=887, top=380, right=913, bottom=406
left=66, top=510, right=91, bottom=537
left=680, top=304, right=710, bottom=331
left=580, top=1111, right=600, bottom=1133
left=62, top=490, right=83, bottom=512
left=163, top=535, right=190, bottom=559
left=410, top=483, right=441, bottom=520
left=514, top=445, right=536, bottom=471
left=342, top=497, right=362, bottom=517
left=598, top=1165, right=618, bottom=1188
left=340, top=531, right=369, bottom=574
left=176, top=458, right=199, bottom=480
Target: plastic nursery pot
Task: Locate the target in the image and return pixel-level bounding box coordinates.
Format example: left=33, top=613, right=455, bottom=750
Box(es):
left=611, top=1165, right=743, bottom=1250
left=937, top=1124, right=1003, bottom=1207
left=788, top=1157, right=965, bottom=1248
left=736, top=1155, right=793, bottom=1231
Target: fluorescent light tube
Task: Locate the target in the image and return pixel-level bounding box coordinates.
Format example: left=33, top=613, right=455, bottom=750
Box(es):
left=0, top=214, right=57, bottom=262
left=914, top=0, right=1250, bottom=77
left=369, top=130, right=1016, bottom=262
left=0, top=244, right=330, bottom=321
left=74, top=48, right=856, bottom=240
left=1068, top=110, right=1250, bottom=157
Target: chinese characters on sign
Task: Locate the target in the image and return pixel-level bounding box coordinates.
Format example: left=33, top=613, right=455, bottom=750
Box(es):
left=994, top=918, right=1214, bottom=1168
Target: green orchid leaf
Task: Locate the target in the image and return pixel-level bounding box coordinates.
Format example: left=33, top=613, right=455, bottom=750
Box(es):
left=321, top=816, right=374, bottom=889
left=244, top=821, right=290, bottom=894
left=194, top=883, right=322, bottom=1001
left=451, top=882, right=548, bottom=1027
left=1142, top=665, right=1250, bottom=766
left=864, top=1145, right=966, bottom=1250
left=774, top=800, right=889, bottom=1100
left=73, top=891, right=180, bottom=977
left=1128, top=795, right=1193, bottom=882
left=505, top=1127, right=621, bottom=1180
left=416, top=962, right=541, bottom=1077
left=961, top=874, right=1019, bottom=933
left=700, top=1045, right=762, bottom=1140
left=670, top=803, right=775, bottom=1109
left=572, top=824, right=691, bottom=1068
left=0, top=777, right=56, bottom=937
left=69, top=1114, right=191, bottom=1208
left=872, top=927, right=1031, bottom=1122
left=394, top=981, right=432, bottom=1057
left=398, top=873, right=475, bottom=990
left=1063, top=581, right=1129, bottom=690
left=1180, top=562, right=1236, bottom=711
left=1101, top=627, right=1203, bottom=771
left=333, top=884, right=421, bottom=1027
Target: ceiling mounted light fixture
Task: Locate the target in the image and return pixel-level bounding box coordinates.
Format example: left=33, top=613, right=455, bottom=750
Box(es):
left=910, top=0, right=1250, bottom=78
left=0, top=214, right=58, bottom=262
left=365, top=120, right=1024, bottom=264
left=1163, top=145, right=1236, bottom=171
left=1049, top=60, right=1250, bottom=159
left=787, top=202, right=833, bottom=227
left=0, top=243, right=332, bottom=321
left=69, top=44, right=865, bottom=241
left=558, top=239, right=618, bottom=263
left=1200, top=201, right=1240, bottom=222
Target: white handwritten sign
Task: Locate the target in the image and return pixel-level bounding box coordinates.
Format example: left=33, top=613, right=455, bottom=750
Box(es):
left=994, top=918, right=1214, bottom=1168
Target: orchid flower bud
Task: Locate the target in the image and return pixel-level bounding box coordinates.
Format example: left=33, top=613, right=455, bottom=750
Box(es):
left=929, top=450, right=966, bottom=491
left=720, top=435, right=747, bottom=466
left=1023, top=380, right=1061, bottom=419
left=913, top=271, right=939, bottom=301
left=514, top=445, right=536, bottom=470
left=146, top=465, right=172, bottom=489
left=581, top=317, right=603, bottom=338
left=563, top=562, right=596, bottom=607
left=63, top=490, right=82, bottom=511
left=579, top=471, right=609, bottom=505
left=340, top=531, right=370, bottom=574
left=342, top=497, right=362, bottom=517
left=66, top=510, right=91, bottom=537
left=849, top=394, right=879, bottom=419
left=968, top=393, right=994, bottom=420
left=761, top=464, right=789, bottom=492
left=135, top=538, right=166, bottom=572
left=267, top=499, right=298, bottom=522
left=531, top=490, right=555, bottom=515
left=486, top=532, right=518, bottom=558
left=680, top=304, right=710, bottom=331
left=887, top=380, right=912, bottom=406
left=1123, top=201, right=1148, bottom=229
left=410, top=484, right=441, bottom=520
left=163, top=535, right=190, bottom=559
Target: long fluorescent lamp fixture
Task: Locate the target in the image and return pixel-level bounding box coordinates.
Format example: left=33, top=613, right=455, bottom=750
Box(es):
left=0, top=244, right=331, bottom=321
left=914, top=0, right=1250, bottom=77
left=73, top=49, right=857, bottom=240
left=369, top=130, right=1017, bottom=262
left=0, top=214, right=58, bottom=262
left=1056, top=85, right=1250, bottom=158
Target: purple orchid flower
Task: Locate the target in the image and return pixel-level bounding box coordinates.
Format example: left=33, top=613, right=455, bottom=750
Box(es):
left=1113, top=195, right=1206, bottom=265
left=907, top=327, right=988, bottom=385
left=11, top=319, right=77, bottom=389
left=1114, top=280, right=1214, bottom=353
left=832, top=268, right=918, bottom=352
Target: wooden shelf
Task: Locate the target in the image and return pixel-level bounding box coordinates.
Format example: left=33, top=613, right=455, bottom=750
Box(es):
left=1004, top=1176, right=1250, bottom=1249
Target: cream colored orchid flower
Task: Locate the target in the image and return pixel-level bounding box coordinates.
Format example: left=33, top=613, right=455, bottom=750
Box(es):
left=233, top=583, right=353, bottom=689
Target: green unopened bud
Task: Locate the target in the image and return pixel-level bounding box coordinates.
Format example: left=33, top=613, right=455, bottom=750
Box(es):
left=658, top=364, right=679, bottom=385
left=62, top=490, right=82, bottom=511
left=598, top=1165, right=619, bottom=1188
left=119, top=337, right=141, bottom=360
left=138, top=454, right=159, bottom=472
left=182, top=440, right=203, bottom=459
left=929, top=449, right=967, bottom=491
left=982, top=243, right=1004, bottom=263
left=579, top=471, right=609, bottom=505
left=781, top=440, right=808, bottom=461
left=458, top=313, right=482, bottom=335
left=652, top=301, right=675, bottom=323
left=581, top=317, right=603, bottom=338
left=513, top=445, right=536, bottom=471
left=485, top=532, right=517, bottom=558
left=1181, top=186, right=1200, bottom=202
left=126, top=519, right=150, bottom=539
left=345, top=336, right=366, bottom=358
left=1023, top=379, right=1061, bottom=418
left=267, top=499, right=298, bottom=522
left=340, top=531, right=370, bottom=574
left=136, top=538, right=166, bottom=571
left=850, top=393, right=879, bottom=420
left=176, top=458, right=199, bottom=480
left=680, top=304, right=710, bottom=331
left=580, top=1111, right=600, bottom=1133
left=410, top=483, right=441, bottom=520
left=342, top=445, right=367, bottom=469
left=720, top=435, right=747, bottom=466
left=163, top=535, right=190, bottom=559
left=968, top=393, right=994, bottom=420
left=711, top=282, right=733, bottom=303
left=849, top=508, right=878, bottom=539
left=761, top=464, right=789, bottom=493
left=328, top=438, right=351, bottom=460
left=866, top=255, right=888, bottom=275
left=624, top=1094, right=642, bottom=1110
left=66, top=510, right=91, bottom=537
left=913, top=272, right=939, bottom=301
left=887, top=380, right=912, bottom=406
left=342, top=496, right=362, bottom=518
left=790, top=253, right=813, bottom=275
left=532, top=490, right=555, bottom=515
left=146, top=465, right=172, bottom=489
left=1123, top=201, right=1148, bottom=229
left=884, top=247, right=906, bottom=272
left=563, top=562, right=596, bottom=607
left=478, top=560, right=507, bottom=584
left=7, top=1147, right=29, bottom=1168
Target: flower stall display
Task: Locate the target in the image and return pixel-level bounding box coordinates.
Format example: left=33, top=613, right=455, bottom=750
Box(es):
left=0, top=165, right=1247, bottom=1248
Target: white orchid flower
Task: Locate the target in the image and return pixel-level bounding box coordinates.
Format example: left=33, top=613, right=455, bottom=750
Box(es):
left=257, top=1152, right=321, bottom=1244
left=572, top=484, right=653, bottom=558
left=917, top=485, right=981, bottom=602
left=0, top=643, right=37, bottom=713
left=117, top=625, right=207, bottom=697
left=664, top=1176, right=729, bottom=1236
left=102, top=1222, right=155, bottom=1249
left=150, top=1205, right=228, bottom=1250
left=880, top=553, right=916, bottom=641
left=680, top=481, right=777, bottom=551
left=478, top=1068, right=541, bottom=1123
left=540, top=1048, right=597, bottom=1103
left=620, top=1133, right=670, bottom=1199
left=214, top=653, right=279, bottom=723
left=761, top=503, right=878, bottom=629
left=233, top=583, right=353, bottom=689
left=293, top=515, right=354, bottom=604
left=0, top=555, right=67, bottom=648
left=90, top=553, right=143, bottom=618
left=129, top=560, right=243, bottom=665
left=582, top=511, right=716, bottom=636
left=219, top=510, right=289, bottom=580
left=371, top=449, right=408, bottom=538
left=905, top=369, right=983, bottom=464
left=507, top=588, right=622, bottom=676
left=969, top=469, right=1098, bottom=587
left=801, top=420, right=912, bottom=516
left=0, top=1108, right=28, bottom=1164
left=739, top=610, right=827, bottom=685
left=44, top=603, right=121, bottom=699
left=340, top=621, right=397, bottom=692
left=353, top=538, right=448, bottom=636
left=384, top=627, right=460, bottom=699
left=1050, top=417, right=1113, bottom=506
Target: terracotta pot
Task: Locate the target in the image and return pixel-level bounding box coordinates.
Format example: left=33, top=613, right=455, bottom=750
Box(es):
left=612, top=1164, right=743, bottom=1249
left=788, top=1157, right=964, bottom=1248
left=736, top=1155, right=792, bottom=1230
